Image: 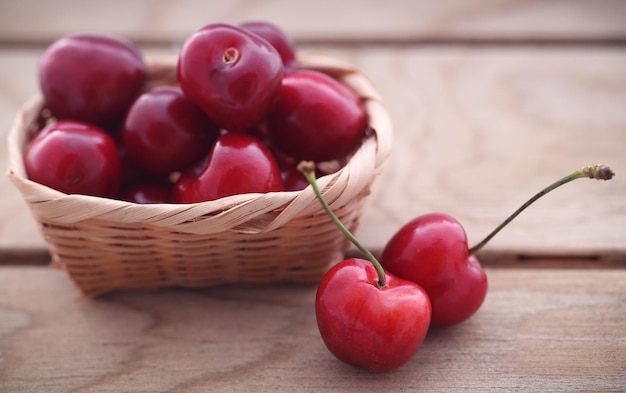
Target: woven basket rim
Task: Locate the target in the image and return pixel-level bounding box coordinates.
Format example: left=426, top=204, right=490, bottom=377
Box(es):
left=6, top=53, right=393, bottom=235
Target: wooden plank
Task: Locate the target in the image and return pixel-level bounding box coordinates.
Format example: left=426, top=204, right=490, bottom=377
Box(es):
left=1, top=46, right=625, bottom=259
left=0, top=48, right=43, bottom=251
left=0, top=0, right=625, bottom=45
left=347, top=45, right=626, bottom=257
left=0, top=266, right=624, bottom=392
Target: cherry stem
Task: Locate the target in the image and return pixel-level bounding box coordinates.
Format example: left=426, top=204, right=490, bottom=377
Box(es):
left=298, top=161, right=387, bottom=288
left=468, top=164, right=615, bottom=255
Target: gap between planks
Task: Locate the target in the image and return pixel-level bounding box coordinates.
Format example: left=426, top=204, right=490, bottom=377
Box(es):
left=1, top=248, right=624, bottom=269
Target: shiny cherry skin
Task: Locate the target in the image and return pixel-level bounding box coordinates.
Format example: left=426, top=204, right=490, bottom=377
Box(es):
left=380, top=213, right=488, bottom=328
left=188, top=133, right=283, bottom=202
left=282, top=165, right=313, bottom=191
left=172, top=154, right=209, bottom=203
left=316, top=258, right=432, bottom=373
left=177, top=23, right=284, bottom=133
left=238, top=21, right=298, bottom=73
left=122, top=86, right=219, bottom=175
left=425, top=255, right=487, bottom=328
left=267, top=70, right=367, bottom=162
left=119, top=180, right=173, bottom=204
left=38, top=33, right=147, bottom=127
left=25, top=120, right=121, bottom=197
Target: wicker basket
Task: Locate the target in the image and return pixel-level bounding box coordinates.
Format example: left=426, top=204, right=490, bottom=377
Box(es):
left=6, top=53, right=393, bottom=297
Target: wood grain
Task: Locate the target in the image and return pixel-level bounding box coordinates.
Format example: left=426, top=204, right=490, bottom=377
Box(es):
left=1, top=3, right=624, bottom=392
left=1, top=0, right=625, bottom=45
left=1, top=46, right=625, bottom=260
left=0, top=266, right=624, bottom=392
left=346, top=45, right=626, bottom=256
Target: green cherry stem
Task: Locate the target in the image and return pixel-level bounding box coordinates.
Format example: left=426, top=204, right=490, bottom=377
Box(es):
left=298, top=161, right=387, bottom=288
left=468, top=164, right=615, bottom=255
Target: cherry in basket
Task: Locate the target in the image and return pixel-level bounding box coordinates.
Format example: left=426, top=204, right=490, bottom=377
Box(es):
left=38, top=33, right=147, bottom=128
left=25, top=120, right=121, bottom=198
left=174, top=133, right=283, bottom=203
left=122, top=85, right=220, bottom=175
left=177, top=23, right=284, bottom=133
left=267, top=70, right=368, bottom=162
left=238, top=21, right=298, bottom=73
left=119, top=179, right=174, bottom=204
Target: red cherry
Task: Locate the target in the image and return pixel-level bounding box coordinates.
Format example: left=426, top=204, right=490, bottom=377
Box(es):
left=119, top=180, right=173, bottom=204
left=116, top=143, right=152, bottom=188
left=267, top=70, right=367, bottom=162
left=172, top=154, right=209, bottom=203
left=25, top=120, right=121, bottom=197
left=426, top=255, right=488, bottom=328
left=238, top=21, right=298, bottom=73
left=296, top=163, right=431, bottom=372
left=122, top=85, right=219, bottom=175
left=380, top=213, right=488, bottom=328
left=316, top=259, right=431, bottom=373
left=380, top=164, right=617, bottom=329
left=192, top=133, right=283, bottom=202
left=281, top=165, right=323, bottom=191
left=38, top=33, right=147, bottom=127
left=177, top=23, right=284, bottom=133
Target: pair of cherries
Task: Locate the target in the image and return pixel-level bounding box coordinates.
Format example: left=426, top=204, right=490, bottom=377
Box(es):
left=301, top=162, right=614, bottom=373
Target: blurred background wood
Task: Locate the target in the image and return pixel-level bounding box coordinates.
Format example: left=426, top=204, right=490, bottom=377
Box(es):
left=1, top=0, right=626, bottom=45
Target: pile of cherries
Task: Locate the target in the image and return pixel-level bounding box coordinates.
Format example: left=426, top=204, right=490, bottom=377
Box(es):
left=25, top=22, right=368, bottom=203
left=24, top=20, right=616, bottom=375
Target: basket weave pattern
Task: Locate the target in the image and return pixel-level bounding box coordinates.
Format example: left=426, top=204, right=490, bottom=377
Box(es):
left=7, top=54, right=393, bottom=297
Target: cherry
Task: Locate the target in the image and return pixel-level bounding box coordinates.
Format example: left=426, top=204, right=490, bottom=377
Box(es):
left=25, top=120, right=121, bottom=197
left=267, top=70, right=367, bottom=162
left=122, top=85, right=219, bottom=175
left=281, top=165, right=324, bottom=191
left=316, top=259, right=431, bottom=373
left=38, top=33, right=147, bottom=128
left=119, top=180, right=173, bottom=204
left=238, top=21, right=298, bottom=73
left=381, top=164, right=615, bottom=329
left=380, top=213, right=487, bottom=328
left=299, top=162, right=431, bottom=373
left=116, top=142, right=151, bottom=189
left=172, top=154, right=209, bottom=203
left=189, top=133, right=283, bottom=202
left=426, top=255, right=486, bottom=328
left=177, top=23, right=284, bottom=133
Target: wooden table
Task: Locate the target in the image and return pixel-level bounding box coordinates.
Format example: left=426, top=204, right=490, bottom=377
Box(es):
left=1, top=1, right=625, bottom=391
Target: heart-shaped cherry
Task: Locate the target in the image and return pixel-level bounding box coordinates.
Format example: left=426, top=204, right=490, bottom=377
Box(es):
left=381, top=164, right=615, bottom=328
left=299, top=162, right=431, bottom=373
left=316, top=258, right=431, bottom=373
